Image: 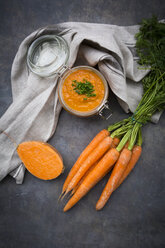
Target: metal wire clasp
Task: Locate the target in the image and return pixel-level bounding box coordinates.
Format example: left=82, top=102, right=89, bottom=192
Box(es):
left=98, top=101, right=112, bottom=120
left=57, top=65, right=71, bottom=78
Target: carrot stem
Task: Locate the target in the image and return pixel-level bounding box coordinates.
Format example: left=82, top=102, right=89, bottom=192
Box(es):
left=111, top=123, right=133, bottom=138
left=137, top=128, right=142, bottom=146
left=108, top=117, right=131, bottom=132
left=128, top=123, right=141, bottom=150
left=116, top=130, right=132, bottom=152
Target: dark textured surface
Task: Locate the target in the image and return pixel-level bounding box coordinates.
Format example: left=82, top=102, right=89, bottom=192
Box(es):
left=0, top=1, right=165, bottom=248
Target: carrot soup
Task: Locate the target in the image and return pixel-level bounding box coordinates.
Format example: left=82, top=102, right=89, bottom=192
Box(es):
left=61, top=68, right=105, bottom=112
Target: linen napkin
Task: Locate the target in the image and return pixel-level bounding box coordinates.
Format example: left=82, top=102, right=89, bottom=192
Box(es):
left=0, top=22, right=155, bottom=184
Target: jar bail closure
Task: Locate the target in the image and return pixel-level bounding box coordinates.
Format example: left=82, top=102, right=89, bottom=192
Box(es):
left=98, top=101, right=112, bottom=120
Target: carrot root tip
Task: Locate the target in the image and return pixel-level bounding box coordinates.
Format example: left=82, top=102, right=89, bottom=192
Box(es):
left=60, top=191, right=68, bottom=201
left=58, top=192, right=65, bottom=202
left=96, top=202, right=103, bottom=211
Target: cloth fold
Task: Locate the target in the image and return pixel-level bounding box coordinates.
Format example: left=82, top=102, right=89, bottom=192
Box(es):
left=0, top=21, right=156, bottom=184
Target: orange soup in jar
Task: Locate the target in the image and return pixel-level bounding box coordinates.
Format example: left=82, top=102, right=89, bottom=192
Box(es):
left=58, top=66, right=108, bottom=117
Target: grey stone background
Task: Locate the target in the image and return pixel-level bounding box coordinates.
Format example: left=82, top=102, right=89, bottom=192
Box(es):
left=0, top=0, right=165, bottom=248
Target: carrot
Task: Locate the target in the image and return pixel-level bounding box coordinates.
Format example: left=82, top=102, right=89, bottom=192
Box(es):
left=62, top=129, right=109, bottom=194
left=96, top=148, right=132, bottom=210
left=63, top=148, right=119, bottom=212
left=71, top=137, right=120, bottom=196
left=71, top=162, right=97, bottom=196
left=124, top=141, right=129, bottom=149
left=65, top=136, right=113, bottom=194
left=17, top=141, right=64, bottom=180
left=115, top=145, right=142, bottom=190
left=111, top=137, right=120, bottom=148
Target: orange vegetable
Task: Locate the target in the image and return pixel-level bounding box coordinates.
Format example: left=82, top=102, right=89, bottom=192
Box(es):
left=65, top=136, right=113, bottom=194
left=96, top=148, right=132, bottom=210
left=71, top=137, right=119, bottom=196
left=17, top=141, right=64, bottom=180
left=62, top=129, right=109, bottom=194
left=124, top=141, right=129, bottom=149
left=71, top=162, right=98, bottom=196
left=115, top=145, right=142, bottom=189
left=111, top=137, right=120, bottom=148
left=63, top=148, right=119, bottom=212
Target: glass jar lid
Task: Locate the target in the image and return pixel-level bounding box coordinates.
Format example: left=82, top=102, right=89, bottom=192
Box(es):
left=27, top=35, right=69, bottom=77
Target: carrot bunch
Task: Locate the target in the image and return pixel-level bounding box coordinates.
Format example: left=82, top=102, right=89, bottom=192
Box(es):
left=61, top=126, right=142, bottom=211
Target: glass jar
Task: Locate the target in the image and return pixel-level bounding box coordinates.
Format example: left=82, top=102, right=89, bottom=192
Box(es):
left=27, top=35, right=69, bottom=77
left=58, top=66, right=111, bottom=118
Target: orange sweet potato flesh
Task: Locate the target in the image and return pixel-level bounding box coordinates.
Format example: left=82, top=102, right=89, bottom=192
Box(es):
left=17, top=141, right=64, bottom=180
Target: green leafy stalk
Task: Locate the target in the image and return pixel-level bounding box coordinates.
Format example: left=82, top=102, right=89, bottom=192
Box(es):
left=107, top=16, right=165, bottom=151
left=116, top=130, right=132, bottom=152
left=110, top=122, right=133, bottom=138
left=137, top=128, right=142, bottom=146
left=128, top=123, right=141, bottom=150
left=108, top=117, right=132, bottom=132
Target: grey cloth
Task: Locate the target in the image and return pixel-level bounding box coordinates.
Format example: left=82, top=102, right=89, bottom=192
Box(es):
left=0, top=22, right=158, bottom=184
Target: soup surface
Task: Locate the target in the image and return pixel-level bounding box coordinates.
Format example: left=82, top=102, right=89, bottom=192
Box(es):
left=62, top=69, right=105, bottom=112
